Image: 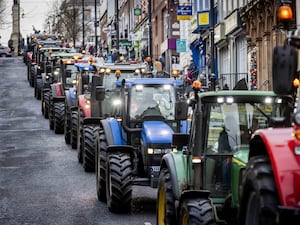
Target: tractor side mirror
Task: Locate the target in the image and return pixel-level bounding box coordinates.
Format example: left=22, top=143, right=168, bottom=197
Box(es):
left=95, top=85, right=105, bottom=101
left=175, top=100, right=188, bottom=120
left=172, top=133, right=189, bottom=150
left=82, top=74, right=89, bottom=85
left=272, top=45, right=298, bottom=95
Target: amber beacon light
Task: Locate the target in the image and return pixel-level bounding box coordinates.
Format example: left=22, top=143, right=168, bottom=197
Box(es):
left=278, top=5, right=293, bottom=22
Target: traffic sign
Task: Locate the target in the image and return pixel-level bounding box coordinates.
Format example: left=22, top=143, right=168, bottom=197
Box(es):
left=177, top=5, right=192, bottom=20
left=176, top=39, right=186, bottom=53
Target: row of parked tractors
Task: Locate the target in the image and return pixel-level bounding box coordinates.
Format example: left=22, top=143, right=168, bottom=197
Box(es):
left=23, top=6, right=300, bottom=224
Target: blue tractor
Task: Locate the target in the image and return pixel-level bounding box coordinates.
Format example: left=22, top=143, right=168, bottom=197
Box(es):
left=95, top=77, right=189, bottom=213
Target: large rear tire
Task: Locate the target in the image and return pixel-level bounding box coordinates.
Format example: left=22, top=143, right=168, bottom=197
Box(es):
left=82, top=125, right=97, bottom=172
left=179, top=198, right=215, bottom=225
left=157, top=168, right=176, bottom=225
left=239, top=155, right=279, bottom=225
left=96, top=128, right=107, bottom=202
left=106, top=152, right=132, bottom=213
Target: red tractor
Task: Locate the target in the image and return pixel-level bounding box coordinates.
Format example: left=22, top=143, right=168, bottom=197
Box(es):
left=239, top=4, right=300, bottom=225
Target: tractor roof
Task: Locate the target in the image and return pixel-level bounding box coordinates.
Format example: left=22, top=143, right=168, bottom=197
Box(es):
left=116, top=78, right=184, bottom=88
left=197, top=90, right=292, bottom=103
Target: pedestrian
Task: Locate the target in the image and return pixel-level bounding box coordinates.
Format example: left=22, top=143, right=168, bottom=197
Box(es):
left=154, top=58, right=163, bottom=77
left=199, top=73, right=207, bottom=86
left=159, top=56, right=165, bottom=70
left=223, top=83, right=229, bottom=90
left=187, top=59, right=198, bottom=81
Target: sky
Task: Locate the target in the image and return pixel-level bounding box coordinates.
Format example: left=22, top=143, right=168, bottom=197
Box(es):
left=0, top=0, right=56, bottom=45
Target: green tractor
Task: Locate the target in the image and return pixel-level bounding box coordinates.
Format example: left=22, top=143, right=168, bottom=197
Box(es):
left=156, top=82, right=294, bottom=224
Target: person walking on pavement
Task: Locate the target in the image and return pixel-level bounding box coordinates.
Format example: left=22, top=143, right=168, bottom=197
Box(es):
left=187, top=59, right=199, bottom=81
left=154, top=58, right=163, bottom=77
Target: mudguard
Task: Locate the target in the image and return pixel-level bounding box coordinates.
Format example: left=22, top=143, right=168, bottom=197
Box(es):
left=83, top=117, right=102, bottom=126
left=78, top=94, right=91, bottom=118
left=231, top=148, right=249, bottom=206
left=100, top=118, right=125, bottom=146
left=250, top=128, right=300, bottom=208
left=69, top=87, right=77, bottom=100
left=160, top=151, right=188, bottom=200
left=141, top=121, right=173, bottom=145
left=65, top=88, right=77, bottom=111
left=51, top=83, right=64, bottom=97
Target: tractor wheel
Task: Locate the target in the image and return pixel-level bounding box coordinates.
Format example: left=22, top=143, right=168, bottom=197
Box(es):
left=179, top=198, right=214, bottom=225
left=96, top=128, right=107, bottom=202
left=70, top=110, right=78, bottom=149
left=106, top=152, right=132, bottom=213
left=64, top=108, right=70, bottom=144
left=157, top=168, right=176, bottom=225
left=239, top=155, right=279, bottom=225
left=77, top=110, right=84, bottom=163
left=36, top=79, right=42, bottom=100
left=53, top=102, right=65, bottom=134
left=48, top=92, right=54, bottom=130
left=82, top=125, right=97, bottom=172
left=42, top=91, right=49, bottom=119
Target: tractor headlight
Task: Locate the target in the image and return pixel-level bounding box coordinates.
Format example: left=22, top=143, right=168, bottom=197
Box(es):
left=294, top=146, right=300, bottom=155
left=85, top=99, right=91, bottom=108
left=46, top=75, right=50, bottom=80
left=147, top=148, right=172, bottom=154
left=113, top=99, right=121, bottom=106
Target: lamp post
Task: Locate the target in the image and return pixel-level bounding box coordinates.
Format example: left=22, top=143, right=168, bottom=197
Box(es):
left=148, top=0, right=152, bottom=59
left=114, top=0, right=120, bottom=53
left=94, top=0, right=98, bottom=54
left=209, top=0, right=215, bottom=91
left=82, top=0, right=85, bottom=48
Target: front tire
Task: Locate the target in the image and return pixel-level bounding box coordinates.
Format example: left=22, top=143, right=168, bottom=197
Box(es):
left=82, top=125, right=97, bottom=172
left=70, top=110, right=78, bottom=149
left=157, top=168, right=176, bottom=225
left=64, top=108, right=71, bottom=144
left=77, top=110, right=84, bottom=163
left=239, top=155, right=279, bottom=225
left=54, top=102, right=65, bottom=134
left=96, top=128, right=107, bottom=202
left=179, top=198, right=215, bottom=225
left=106, top=152, right=132, bottom=213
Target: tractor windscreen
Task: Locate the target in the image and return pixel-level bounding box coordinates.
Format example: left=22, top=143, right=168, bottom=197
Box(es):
left=65, top=65, right=78, bottom=86
left=129, top=84, right=176, bottom=120
left=204, top=95, right=292, bottom=196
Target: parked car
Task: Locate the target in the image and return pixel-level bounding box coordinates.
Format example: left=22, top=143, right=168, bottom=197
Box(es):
left=0, top=45, right=12, bottom=57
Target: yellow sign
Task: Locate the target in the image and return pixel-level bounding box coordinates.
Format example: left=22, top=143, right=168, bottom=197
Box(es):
left=198, top=11, right=210, bottom=26
left=177, top=15, right=192, bottom=20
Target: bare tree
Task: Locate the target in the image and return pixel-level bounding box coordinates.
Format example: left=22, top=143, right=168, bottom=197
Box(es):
left=0, top=0, right=8, bottom=27
left=58, top=0, right=82, bottom=47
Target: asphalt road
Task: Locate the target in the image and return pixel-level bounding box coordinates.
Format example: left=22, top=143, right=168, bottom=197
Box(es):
left=0, top=57, right=156, bottom=225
